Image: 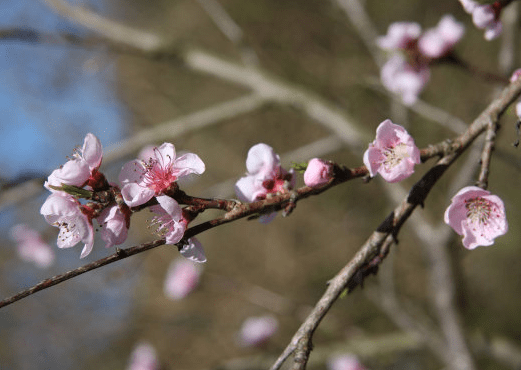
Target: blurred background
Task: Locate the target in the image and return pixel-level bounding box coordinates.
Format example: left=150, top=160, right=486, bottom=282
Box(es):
left=1, top=0, right=521, bottom=369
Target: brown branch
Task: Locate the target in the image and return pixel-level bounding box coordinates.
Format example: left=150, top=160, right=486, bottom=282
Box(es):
left=0, top=238, right=165, bottom=309
left=477, top=119, right=499, bottom=189
left=270, top=78, right=521, bottom=370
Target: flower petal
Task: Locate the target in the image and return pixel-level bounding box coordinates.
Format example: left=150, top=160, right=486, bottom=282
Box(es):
left=179, top=238, right=207, bottom=263
left=82, top=133, right=103, bottom=169
left=174, top=153, right=206, bottom=176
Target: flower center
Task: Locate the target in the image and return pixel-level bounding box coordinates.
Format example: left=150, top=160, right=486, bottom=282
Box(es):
left=383, top=143, right=409, bottom=169
left=262, top=173, right=293, bottom=194
left=465, top=197, right=492, bottom=225
left=142, top=154, right=178, bottom=194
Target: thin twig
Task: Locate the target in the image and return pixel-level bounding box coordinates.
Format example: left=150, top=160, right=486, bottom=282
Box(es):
left=41, top=0, right=162, bottom=51
left=194, top=0, right=259, bottom=65
left=271, top=78, right=521, bottom=370
left=0, top=239, right=165, bottom=309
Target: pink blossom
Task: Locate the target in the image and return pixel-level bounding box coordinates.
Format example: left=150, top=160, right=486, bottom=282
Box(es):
left=40, top=193, right=95, bottom=258
left=363, top=119, right=420, bottom=183
left=149, top=195, right=187, bottom=245
left=380, top=54, right=430, bottom=105
left=327, top=354, right=367, bottom=370
left=304, top=158, right=334, bottom=187
left=237, top=315, right=279, bottom=347
left=376, top=22, right=421, bottom=50
left=235, top=143, right=295, bottom=203
left=163, top=258, right=203, bottom=300
left=510, top=68, right=521, bottom=83
left=418, top=15, right=465, bottom=59
left=444, top=186, right=508, bottom=249
left=45, top=133, right=103, bottom=192
left=460, top=0, right=502, bottom=40
left=126, top=342, right=159, bottom=370
left=10, top=224, right=55, bottom=268
left=98, top=205, right=129, bottom=249
left=119, top=143, right=205, bottom=207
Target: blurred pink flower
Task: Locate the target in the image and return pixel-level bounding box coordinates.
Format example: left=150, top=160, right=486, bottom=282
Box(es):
left=119, top=143, right=205, bottom=207
left=304, top=158, right=333, bottom=187
left=98, top=205, right=129, bottom=249
left=237, top=315, right=279, bottom=347
left=327, top=354, right=367, bottom=370
left=380, top=55, right=430, bottom=105
left=510, top=68, right=521, bottom=83
left=163, top=258, right=203, bottom=300
left=418, top=15, right=465, bottom=58
left=460, top=0, right=502, bottom=40
left=45, top=133, right=103, bottom=192
left=363, top=119, right=420, bottom=183
left=377, top=22, right=421, bottom=50
left=126, top=342, right=159, bottom=370
left=444, top=186, right=507, bottom=249
left=10, top=224, right=55, bottom=269
left=40, top=192, right=95, bottom=258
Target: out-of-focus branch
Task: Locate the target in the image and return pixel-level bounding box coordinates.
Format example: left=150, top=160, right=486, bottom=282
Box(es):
left=194, top=0, right=259, bottom=65
left=184, top=49, right=370, bottom=152
left=41, top=0, right=162, bottom=51
left=0, top=239, right=165, bottom=309
left=331, top=0, right=384, bottom=68
left=103, top=93, right=266, bottom=164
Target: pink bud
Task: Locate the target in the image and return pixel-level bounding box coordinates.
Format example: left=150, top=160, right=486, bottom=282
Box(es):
left=304, top=158, right=333, bottom=187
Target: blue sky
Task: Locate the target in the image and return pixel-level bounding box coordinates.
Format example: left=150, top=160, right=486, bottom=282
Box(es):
left=0, top=2, right=134, bottom=369
left=0, top=0, right=125, bottom=181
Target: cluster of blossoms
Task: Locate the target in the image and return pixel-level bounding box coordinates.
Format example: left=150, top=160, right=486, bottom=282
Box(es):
left=459, top=0, right=503, bottom=40
left=40, top=133, right=206, bottom=261
left=38, top=119, right=508, bottom=265
left=378, top=15, right=465, bottom=105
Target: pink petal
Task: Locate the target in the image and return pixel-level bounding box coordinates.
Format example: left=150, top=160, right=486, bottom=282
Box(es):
left=119, top=160, right=146, bottom=186
left=484, top=21, right=502, bottom=40
left=174, top=153, right=206, bottom=176
left=156, top=195, right=183, bottom=219
left=163, top=258, right=202, bottom=300
left=155, top=142, right=176, bottom=163
left=237, top=315, right=279, bottom=347
left=235, top=175, right=265, bottom=203
left=472, top=5, right=496, bottom=28
left=460, top=0, right=479, bottom=13
left=179, top=238, right=207, bottom=263
left=121, top=183, right=155, bottom=207
left=98, top=206, right=128, bottom=248
left=245, top=143, right=280, bottom=175
left=259, top=212, right=278, bottom=224
left=45, top=159, right=90, bottom=190
left=363, top=146, right=383, bottom=177
left=377, top=22, right=422, bottom=50
left=82, top=133, right=103, bottom=169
